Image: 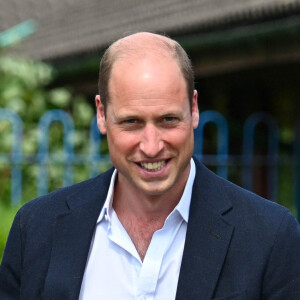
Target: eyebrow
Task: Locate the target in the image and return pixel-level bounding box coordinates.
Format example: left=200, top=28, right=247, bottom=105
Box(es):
left=114, top=113, right=140, bottom=121
left=159, top=111, right=182, bottom=116
left=115, top=110, right=182, bottom=120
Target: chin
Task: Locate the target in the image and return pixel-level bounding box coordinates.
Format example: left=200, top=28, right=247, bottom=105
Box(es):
left=139, top=182, right=174, bottom=197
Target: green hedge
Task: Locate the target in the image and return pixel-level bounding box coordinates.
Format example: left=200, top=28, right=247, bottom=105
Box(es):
left=0, top=203, right=20, bottom=263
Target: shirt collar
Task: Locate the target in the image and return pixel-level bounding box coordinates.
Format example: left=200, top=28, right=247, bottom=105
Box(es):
left=97, top=169, right=117, bottom=223
left=174, top=158, right=195, bottom=222
left=97, top=158, right=196, bottom=224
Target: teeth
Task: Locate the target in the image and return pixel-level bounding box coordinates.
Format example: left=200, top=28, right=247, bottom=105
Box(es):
left=140, top=161, right=166, bottom=171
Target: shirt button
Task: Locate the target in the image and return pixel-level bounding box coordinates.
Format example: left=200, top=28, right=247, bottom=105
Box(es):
left=104, top=214, right=109, bottom=221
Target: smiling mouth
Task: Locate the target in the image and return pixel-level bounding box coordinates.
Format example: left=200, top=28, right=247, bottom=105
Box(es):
left=140, top=160, right=167, bottom=171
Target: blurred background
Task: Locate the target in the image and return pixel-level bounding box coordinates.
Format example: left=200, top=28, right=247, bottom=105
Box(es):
left=1, top=0, right=300, bottom=260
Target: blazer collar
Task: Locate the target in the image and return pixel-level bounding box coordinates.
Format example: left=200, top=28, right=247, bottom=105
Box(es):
left=43, top=159, right=234, bottom=299
left=176, top=158, right=234, bottom=299
left=43, top=168, right=114, bottom=299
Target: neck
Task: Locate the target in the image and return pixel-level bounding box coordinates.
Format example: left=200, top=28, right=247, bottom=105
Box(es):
left=113, top=188, right=177, bottom=224
left=113, top=162, right=190, bottom=222
left=113, top=170, right=189, bottom=222
left=112, top=166, right=190, bottom=261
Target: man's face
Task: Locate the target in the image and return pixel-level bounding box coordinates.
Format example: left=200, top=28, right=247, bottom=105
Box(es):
left=96, top=55, right=199, bottom=197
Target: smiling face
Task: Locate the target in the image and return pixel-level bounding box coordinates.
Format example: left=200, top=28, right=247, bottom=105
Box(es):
left=96, top=54, right=199, bottom=198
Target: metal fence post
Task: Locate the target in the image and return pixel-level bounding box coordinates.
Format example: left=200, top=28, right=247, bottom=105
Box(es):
left=294, top=119, right=300, bottom=221
left=37, top=110, right=74, bottom=196
left=89, top=116, right=102, bottom=178
left=194, top=110, right=229, bottom=179
left=0, top=109, right=23, bottom=205
left=243, top=112, right=279, bottom=201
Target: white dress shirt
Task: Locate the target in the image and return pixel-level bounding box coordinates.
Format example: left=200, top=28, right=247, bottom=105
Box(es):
left=79, top=159, right=196, bottom=300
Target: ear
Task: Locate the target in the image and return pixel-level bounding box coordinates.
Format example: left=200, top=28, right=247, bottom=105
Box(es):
left=95, top=95, right=107, bottom=134
left=191, top=90, right=199, bottom=129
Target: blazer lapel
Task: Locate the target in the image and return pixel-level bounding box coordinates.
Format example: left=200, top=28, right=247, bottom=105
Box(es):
left=43, top=169, right=113, bottom=299
left=176, top=161, right=234, bottom=300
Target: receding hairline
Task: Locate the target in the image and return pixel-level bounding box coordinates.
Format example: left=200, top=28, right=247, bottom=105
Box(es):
left=108, top=32, right=179, bottom=59
left=99, top=32, right=195, bottom=112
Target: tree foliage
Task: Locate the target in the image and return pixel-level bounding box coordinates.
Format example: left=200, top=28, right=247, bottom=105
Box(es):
left=0, top=54, right=97, bottom=261
left=0, top=55, right=95, bottom=204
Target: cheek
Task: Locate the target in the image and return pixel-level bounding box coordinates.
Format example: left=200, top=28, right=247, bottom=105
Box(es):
left=163, top=127, right=194, bottom=147
left=107, top=130, right=139, bottom=153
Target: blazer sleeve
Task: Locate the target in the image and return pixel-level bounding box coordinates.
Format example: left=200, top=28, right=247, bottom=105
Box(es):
left=262, top=211, right=300, bottom=299
left=0, top=210, right=22, bottom=299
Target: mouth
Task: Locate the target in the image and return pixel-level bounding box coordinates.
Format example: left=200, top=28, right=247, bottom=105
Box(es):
left=139, top=160, right=168, bottom=172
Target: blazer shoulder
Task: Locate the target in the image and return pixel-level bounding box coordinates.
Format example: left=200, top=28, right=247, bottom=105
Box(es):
left=18, top=167, right=114, bottom=224
left=193, top=157, right=295, bottom=230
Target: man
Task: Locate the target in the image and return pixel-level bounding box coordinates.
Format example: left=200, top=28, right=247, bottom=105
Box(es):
left=0, top=32, right=300, bottom=300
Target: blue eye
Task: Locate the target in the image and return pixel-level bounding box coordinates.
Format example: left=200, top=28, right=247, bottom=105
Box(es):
left=164, top=117, right=176, bottom=122
left=124, top=119, right=137, bottom=124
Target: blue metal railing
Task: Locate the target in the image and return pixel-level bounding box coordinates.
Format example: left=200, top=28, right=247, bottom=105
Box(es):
left=295, top=119, right=300, bottom=220
left=0, top=109, right=299, bottom=220
left=0, top=109, right=23, bottom=205
left=37, top=110, right=75, bottom=196
left=89, top=116, right=102, bottom=178
left=242, top=113, right=279, bottom=202
left=194, top=110, right=229, bottom=179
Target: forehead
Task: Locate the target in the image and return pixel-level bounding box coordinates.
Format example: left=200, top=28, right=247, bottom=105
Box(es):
left=110, top=54, right=186, bottom=92
left=106, top=55, right=189, bottom=116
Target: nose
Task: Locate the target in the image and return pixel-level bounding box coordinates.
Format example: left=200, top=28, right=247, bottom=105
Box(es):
left=140, top=124, right=164, bottom=157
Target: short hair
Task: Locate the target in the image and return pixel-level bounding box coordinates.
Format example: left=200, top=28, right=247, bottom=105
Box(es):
left=98, top=32, right=194, bottom=113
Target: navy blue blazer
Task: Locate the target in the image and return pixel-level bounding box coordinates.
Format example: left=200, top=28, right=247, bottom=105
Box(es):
left=1, top=159, right=300, bottom=299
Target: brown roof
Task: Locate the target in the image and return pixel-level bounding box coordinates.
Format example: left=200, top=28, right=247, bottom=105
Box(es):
left=1, top=0, right=300, bottom=61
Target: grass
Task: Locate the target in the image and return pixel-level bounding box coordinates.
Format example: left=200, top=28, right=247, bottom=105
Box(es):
left=0, top=203, right=20, bottom=263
